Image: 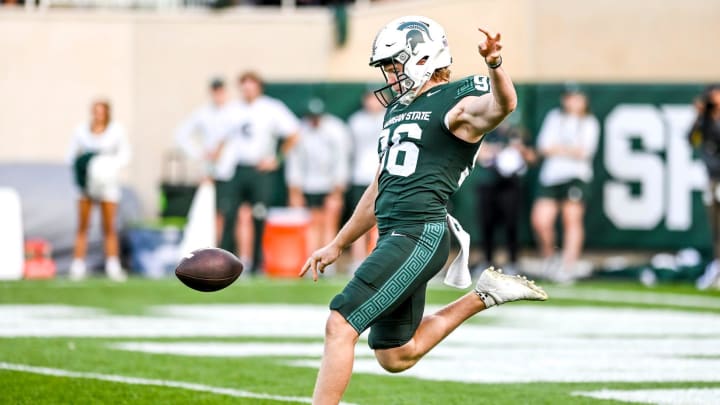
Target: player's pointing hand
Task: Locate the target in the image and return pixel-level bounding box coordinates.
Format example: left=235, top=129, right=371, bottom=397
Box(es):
left=299, top=243, right=343, bottom=282
left=478, top=27, right=502, bottom=65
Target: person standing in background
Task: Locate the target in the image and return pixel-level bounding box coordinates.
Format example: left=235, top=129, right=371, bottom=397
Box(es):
left=175, top=77, right=235, bottom=244
left=689, top=84, right=720, bottom=289
left=474, top=123, right=536, bottom=276
left=286, top=98, right=350, bottom=259
left=216, top=71, right=300, bottom=273
left=531, top=86, right=599, bottom=283
left=67, top=99, right=131, bottom=282
left=346, top=90, right=385, bottom=270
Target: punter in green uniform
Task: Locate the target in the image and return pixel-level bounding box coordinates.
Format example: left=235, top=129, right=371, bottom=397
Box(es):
left=300, top=16, right=548, bottom=404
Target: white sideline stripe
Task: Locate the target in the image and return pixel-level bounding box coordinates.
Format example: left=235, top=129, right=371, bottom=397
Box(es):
left=573, top=388, right=720, bottom=405
left=547, top=287, right=720, bottom=309
left=111, top=342, right=329, bottom=357
left=0, top=362, right=346, bottom=405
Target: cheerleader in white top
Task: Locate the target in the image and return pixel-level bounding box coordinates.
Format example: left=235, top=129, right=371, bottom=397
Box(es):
left=66, top=100, right=131, bottom=281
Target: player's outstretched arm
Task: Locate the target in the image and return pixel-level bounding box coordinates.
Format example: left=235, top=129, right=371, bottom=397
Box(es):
left=299, top=169, right=379, bottom=281
left=447, top=27, right=517, bottom=141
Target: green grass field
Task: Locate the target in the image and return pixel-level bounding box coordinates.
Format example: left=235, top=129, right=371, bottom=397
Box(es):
left=1, top=277, right=719, bottom=404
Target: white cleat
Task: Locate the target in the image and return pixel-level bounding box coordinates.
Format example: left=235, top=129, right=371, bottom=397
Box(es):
left=69, top=259, right=87, bottom=281
left=105, top=257, right=127, bottom=282
left=474, top=266, right=548, bottom=308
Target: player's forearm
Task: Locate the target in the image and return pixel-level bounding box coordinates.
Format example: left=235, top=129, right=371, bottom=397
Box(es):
left=459, top=63, right=517, bottom=128
left=486, top=63, right=517, bottom=115
left=332, top=182, right=377, bottom=249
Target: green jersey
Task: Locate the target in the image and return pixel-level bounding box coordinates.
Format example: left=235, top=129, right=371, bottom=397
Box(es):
left=375, top=75, right=491, bottom=231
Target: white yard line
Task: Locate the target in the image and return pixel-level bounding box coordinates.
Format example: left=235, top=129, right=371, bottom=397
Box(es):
left=546, top=287, right=720, bottom=309
left=0, top=362, right=353, bottom=405
left=5, top=304, right=720, bottom=385
left=573, top=388, right=720, bottom=405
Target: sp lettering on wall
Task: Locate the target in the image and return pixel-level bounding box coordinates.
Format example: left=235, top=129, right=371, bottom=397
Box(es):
left=530, top=85, right=713, bottom=252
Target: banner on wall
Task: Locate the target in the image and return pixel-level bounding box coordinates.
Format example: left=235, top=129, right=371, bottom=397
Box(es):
left=266, top=82, right=714, bottom=252
left=528, top=84, right=712, bottom=252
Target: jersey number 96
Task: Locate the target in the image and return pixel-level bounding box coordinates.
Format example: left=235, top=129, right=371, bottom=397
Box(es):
left=380, top=123, right=423, bottom=177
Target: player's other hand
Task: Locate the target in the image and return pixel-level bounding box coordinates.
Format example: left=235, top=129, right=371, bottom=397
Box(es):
left=300, top=243, right=343, bottom=282
left=256, top=157, right=279, bottom=172
left=478, top=27, right=502, bottom=65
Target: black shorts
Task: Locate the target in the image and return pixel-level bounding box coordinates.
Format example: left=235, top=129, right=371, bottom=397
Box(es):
left=537, top=179, right=589, bottom=203
left=304, top=193, right=327, bottom=208
left=330, top=222, right=450, bottom=349
left=215, top=165, right=271, bottom=216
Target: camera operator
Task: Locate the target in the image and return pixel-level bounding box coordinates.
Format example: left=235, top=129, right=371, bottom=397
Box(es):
left=689, top=84, right=720, bottom=270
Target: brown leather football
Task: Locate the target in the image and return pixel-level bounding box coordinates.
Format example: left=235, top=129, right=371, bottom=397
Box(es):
left=175, top=248, right=243, bottom=292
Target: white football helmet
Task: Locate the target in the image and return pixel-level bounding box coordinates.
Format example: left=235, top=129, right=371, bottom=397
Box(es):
left=369, top=16, right=452, bottom=106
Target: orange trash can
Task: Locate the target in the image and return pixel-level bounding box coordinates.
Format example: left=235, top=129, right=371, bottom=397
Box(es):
left=23, top=239, right=57, bottom=279
left=262, top=208, right=310, bottom=278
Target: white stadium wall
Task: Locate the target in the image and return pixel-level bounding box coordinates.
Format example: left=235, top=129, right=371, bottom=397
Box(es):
left=1, top=0, right=719, bottom=214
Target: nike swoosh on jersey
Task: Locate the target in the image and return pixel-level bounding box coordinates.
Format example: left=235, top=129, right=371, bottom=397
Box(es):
left=427, top=89, right=442, bottom=97
left=391, top=231, right=406, bottom=237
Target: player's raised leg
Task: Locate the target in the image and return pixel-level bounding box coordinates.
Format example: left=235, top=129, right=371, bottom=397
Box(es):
left=374, top=291, right=485, bottom=372
left=375, top=268, right=547, bottom=372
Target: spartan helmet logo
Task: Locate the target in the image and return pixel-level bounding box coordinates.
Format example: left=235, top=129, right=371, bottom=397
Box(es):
left=397, top=21, right=432, bottom=55
left=406, top=30, right=425, bottom=54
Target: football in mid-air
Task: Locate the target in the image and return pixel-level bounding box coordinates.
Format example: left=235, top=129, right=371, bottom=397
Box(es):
left=175, top=248, right=243, bottom=292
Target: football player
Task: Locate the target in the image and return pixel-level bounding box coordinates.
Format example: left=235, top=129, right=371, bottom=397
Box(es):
left=300, top=16, right=548, bottom=404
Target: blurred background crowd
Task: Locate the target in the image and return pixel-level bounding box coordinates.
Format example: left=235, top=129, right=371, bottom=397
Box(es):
left=1, top=0, right=719, bottom=290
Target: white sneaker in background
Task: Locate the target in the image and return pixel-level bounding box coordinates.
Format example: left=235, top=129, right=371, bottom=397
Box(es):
left=547, top=258, right=593, bottom=285
left=541, top=255, right=561, bottom=280
left=573, top=260, right=594, bottom=279
left=696, top=259, right=719, bottom=290
left=474, top=266, right=548, bottom=308
left=640, top=267, right=658, bottom=287
left=552, top=265, right=577, bottom=285
left=105, top=257, right=127, bottom=282
left=502, top=262, right=520, bottom=276
left=69, top=258, right=87, bottom=281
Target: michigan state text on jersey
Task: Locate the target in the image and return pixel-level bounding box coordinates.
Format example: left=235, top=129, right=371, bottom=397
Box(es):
left=375, top=75, right=491, bottom=232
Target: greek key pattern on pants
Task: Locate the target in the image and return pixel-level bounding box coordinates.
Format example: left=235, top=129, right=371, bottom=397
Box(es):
left=347, top=222, right=445, bottom=332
